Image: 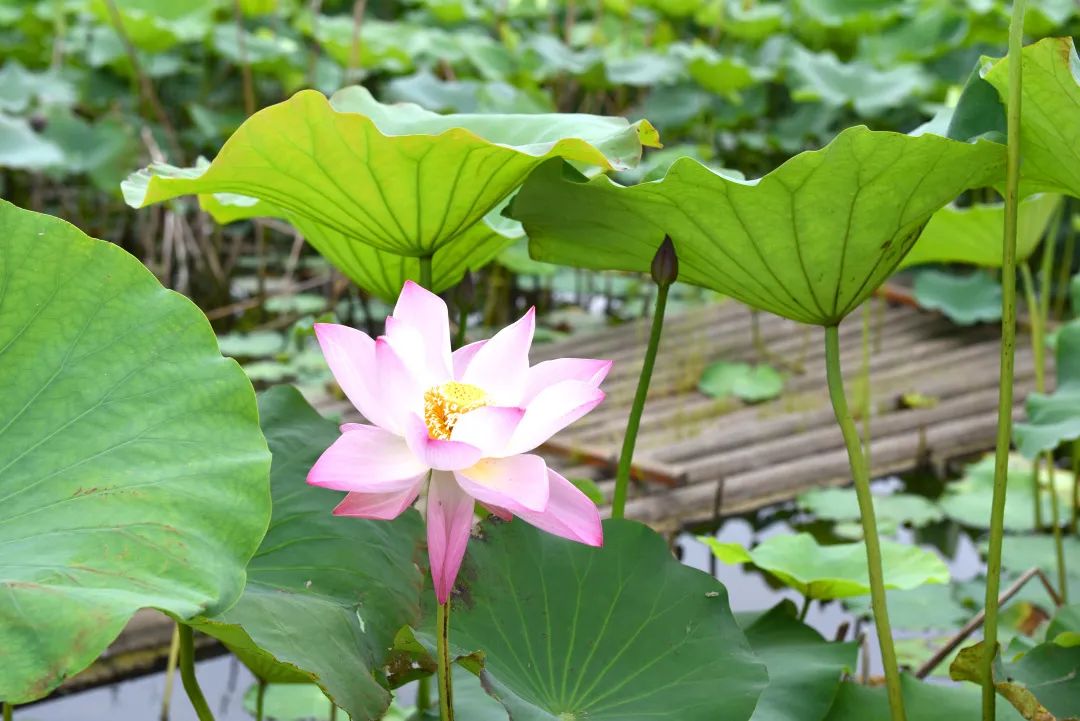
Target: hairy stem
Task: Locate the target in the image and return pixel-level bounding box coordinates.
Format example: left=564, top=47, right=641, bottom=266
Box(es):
left=437, top=601, right=455, bottom=721
left=983, top=1, right=1025, bottom=716
left=178, top=625, right=215, bottom=721
left=612, top=282, right=670, bottom=518
left=824, top=325, right=905, bottom=721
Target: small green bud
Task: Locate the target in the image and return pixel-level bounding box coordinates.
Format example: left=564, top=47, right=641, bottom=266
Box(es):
left=650, top=235, right=678, bottom=287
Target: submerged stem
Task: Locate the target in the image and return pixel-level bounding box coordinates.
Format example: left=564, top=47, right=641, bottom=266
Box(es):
left=178, top=625, right=215, bottom=721
left=824, top=325, right=906, bottom=721
left=983, top=1, right=1025, bottom=717
left=437, top=601, right=455, bottom=721
left=419, top=255, right=434, bottom=290
left=612, top=282, right=670, bottom=518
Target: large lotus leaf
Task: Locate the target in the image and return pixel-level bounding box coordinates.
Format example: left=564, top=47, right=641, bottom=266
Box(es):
left=951, top=640, right=1080, bottom=721
left=0, top=60, right=75, bottom=112
left=1048, top=604, right=1080, bottom=644
left=1015, top=321, right=1080, bottom=458
left=195, top=385, right=427, bottom=720
left=196, top=187, right=515, bottom=302
left=940, top=453, right=1075, bottom=531
left=701, top=533, right=949, bottom=600
left=123, top=87, right=658, bottom=257
left=842, top=584, right=969, bottom=632
left=979, top=38, right=1080, bottom=199
left=797, top=487, right=944, bottom=535
left=442, top=519, right=768, bottom=721
left=743, top=601, right=858, bottom=721
left=510, top=126, right=1004, bottom=325
left=856, top=5, right=969, bottom=65
left=825, top=673, right=1024, bottom=721
left=900, top=193, right=1061, bottom=269
left=913, top=269, right=1002, bottom=325
left=787, top=46, right=932, bottom=116
left=0, top=200, right=271, bottom=702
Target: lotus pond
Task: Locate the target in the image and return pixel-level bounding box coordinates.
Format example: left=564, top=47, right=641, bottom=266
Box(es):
left=3, top=1, right=1080, bottom=721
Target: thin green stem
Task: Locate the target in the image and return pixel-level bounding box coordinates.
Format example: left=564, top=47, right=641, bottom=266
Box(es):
left=1020, top=263, right=1045, bottom=530
left=612, top=282, right=671, bottom=518
left=1046, top=455, right=1068, bottom=603
left=1054, top=200, right=1075, bottom=320
left=255, top=679, right=266, bottom=721
left=1072, top=440, right=1079, bottom=534
left=983, top=1, right=1025, bottom=716
left=178, top=625, right=215, bottom=721
left=3, top=702, right=12, bottom=721
left=436, top=601, right=454, bottom=721
left=798, top=595, right=812, bottom=622
left=860, top=302, right=873, bottom=469
left=160, top=624, right=181, bottom=721
left=824, top=325, right=906, bottom=721
left=416, top=676, right=431, bottom=716
left=419, top=255, right=433, bottom=290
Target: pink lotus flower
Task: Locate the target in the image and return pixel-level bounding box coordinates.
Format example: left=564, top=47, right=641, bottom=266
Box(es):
left=309, top=281, right=609, bottom=603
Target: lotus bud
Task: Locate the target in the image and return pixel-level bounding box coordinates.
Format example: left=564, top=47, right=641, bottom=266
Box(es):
left=650, top=235, right=678, bottom=287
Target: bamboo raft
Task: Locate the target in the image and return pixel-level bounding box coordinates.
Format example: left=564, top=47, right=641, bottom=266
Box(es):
left=46, top=296, right=1042, bottom=699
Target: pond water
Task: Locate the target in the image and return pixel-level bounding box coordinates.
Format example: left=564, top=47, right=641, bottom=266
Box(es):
left=26, top=474, right=1001, bottom=721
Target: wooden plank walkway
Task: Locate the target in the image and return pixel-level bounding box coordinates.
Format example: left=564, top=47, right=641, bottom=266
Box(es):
left=48, top=296, right=1040, bottom=697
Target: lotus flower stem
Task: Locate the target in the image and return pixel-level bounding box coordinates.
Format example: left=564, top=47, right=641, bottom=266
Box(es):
left=1021, top=262, right=1046, bottom=529
left=1046, top=459, right=1069, bottom=602
left=612, top=236, right=677, bottom=518
left=983, top=1, right=1026, bottom=717
left=437, top=601, right=455, bottom=721
left=419, top=255, right=434, bottom=291
left=824, top=324, right=905, bottom=721
left=178, top=625, right=216, bottom=721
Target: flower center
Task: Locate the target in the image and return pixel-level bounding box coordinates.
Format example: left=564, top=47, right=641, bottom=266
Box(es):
left=423, top=382, right=488, bottom=440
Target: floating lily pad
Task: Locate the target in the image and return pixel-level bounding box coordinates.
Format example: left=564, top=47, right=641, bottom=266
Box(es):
left=440, top=519, right=768, bottom=720
left=701, top=532, right=949, bottom=600
left=0, top=200, right=271, bottom=702
left=123, top=87, right=658, bottom=257
left=510, top=126, right=1003, bottom=326
left=1015, top=321, right=1080, bottom=458
left=913, top=269, right=1002, bottom=325
left=698, top=361, right=784, bottom=402
left=940, top=453, right=1075, bottom=531
left=194, top=386, right=427, bottom=720
left=901, top=194, right=1062, bottom=269
left=798, top=487, right=944, bottom=537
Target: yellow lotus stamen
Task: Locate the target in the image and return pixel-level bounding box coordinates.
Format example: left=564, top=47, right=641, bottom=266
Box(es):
left=424, top=382, right=488, bottom=440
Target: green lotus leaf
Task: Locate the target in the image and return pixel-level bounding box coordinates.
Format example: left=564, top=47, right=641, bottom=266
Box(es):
left=1047, top=604, right=1080, bottom=643
left=981, top=37, right=1080, bottom=198
left=195, top=184, right=516, bottom=303
left=88, top=0, right=217, bottom=51
left=698, top=360, right=784, bottom=402
left=1015, top=321, right=1080, bottom=458
left=900, top=194, right=1061, bottom=269
left=743, top=601, right=858, bottom=721
left=0, top=113, right=63, bottom=170
left=0, top=60, right=75, bottom=113
left=788, top=46, right=932, bottom=116
left=941, top=453, right=1076, bottom=531
left=856, top=5, right=969, bottom=65
left=701, top=532, right=949, bottom=600
left=913, top=269, right=1002, bottom=325
left=842, top=584, right=970, bottom=633
left=951, top=640, right=1080, bottom=721
left=510, top=126, right=1004, bottom=326
left=442, top=519, right=768, bottom=721
left=123, top=87, right=658, bottom=257
left=798, top=487, right=944, bottom=533
left=0, top=200, right=271, bottom=702
left=243, top=683, right=337, bottom=721
left=194, top=385, right=427, bottom=720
